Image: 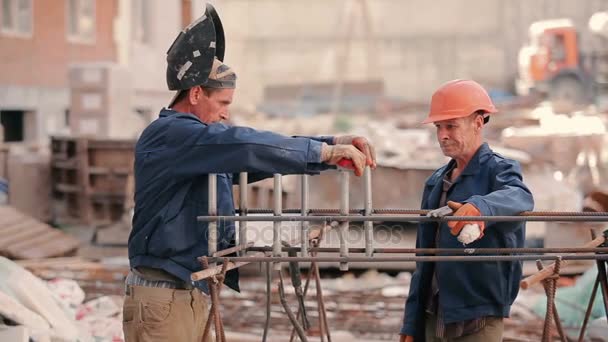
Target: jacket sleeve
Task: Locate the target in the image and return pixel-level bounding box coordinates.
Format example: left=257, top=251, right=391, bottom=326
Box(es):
left=230, top=135, right=337, bottom=184
left=465, top=159, right=534, bottom=228
left=166, top=119, right=332, bottom=179
left=294, top=135, right=335, bottom=145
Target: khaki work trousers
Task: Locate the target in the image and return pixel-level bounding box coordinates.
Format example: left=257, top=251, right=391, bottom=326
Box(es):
left=123, top=285, right=212, bottom=342
left=424, top=313, right=504, bottom=342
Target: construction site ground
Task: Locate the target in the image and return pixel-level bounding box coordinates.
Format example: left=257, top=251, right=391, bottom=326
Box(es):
left=11, top=224, right=598, bottom=342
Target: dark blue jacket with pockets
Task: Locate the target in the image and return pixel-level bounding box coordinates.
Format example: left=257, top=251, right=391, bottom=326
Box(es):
left=400, top=143, right=534, bottom=340
left=128, top=108, right=334, bottom=294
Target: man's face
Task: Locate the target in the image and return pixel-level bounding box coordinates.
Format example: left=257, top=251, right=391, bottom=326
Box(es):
left=434, top=115, right=481, bottom=159
left=194, top=88, right=234, bottom=124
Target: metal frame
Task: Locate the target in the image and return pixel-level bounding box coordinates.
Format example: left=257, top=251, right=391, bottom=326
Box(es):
left=199, top=167, right=608, bottom=341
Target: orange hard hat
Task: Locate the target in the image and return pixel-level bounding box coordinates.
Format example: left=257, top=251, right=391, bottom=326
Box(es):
left=422, top=79, right=497, bottom=124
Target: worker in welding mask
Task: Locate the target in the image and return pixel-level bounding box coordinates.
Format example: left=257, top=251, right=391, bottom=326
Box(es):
left=123, top=6, right=376, bottom=342
left=400, top=80, right=534, bottom=342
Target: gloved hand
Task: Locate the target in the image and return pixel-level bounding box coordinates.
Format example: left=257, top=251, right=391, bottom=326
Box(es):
left=457, top=223, right=482, bottom=245
left=426, top=205, right=454, bottom=218
left=399, top=335, right=414, bottom=342
left=334, top=135, right=377, bottom=168
left=446, top=201, right=485, bottom=244
left=321, top=143, right=367, bottom=176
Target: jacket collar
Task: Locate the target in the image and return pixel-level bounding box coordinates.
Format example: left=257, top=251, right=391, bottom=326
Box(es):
left=159, top=108, right=202, bottom=122
left=444, top=142, right=491, bottom=177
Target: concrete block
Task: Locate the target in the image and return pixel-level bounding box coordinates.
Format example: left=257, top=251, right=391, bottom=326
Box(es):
left=7, top=150, right=51, bottom=222
left=0, top=325, right=29, bottom=342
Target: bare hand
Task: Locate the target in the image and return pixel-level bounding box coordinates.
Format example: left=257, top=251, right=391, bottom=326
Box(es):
left=321, top=143, right=367, bottom=176
left=334, top=135, right=377, bottom=168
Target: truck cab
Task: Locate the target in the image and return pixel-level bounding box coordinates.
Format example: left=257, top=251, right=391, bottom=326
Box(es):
left=516, top=19, right=590, bottom=108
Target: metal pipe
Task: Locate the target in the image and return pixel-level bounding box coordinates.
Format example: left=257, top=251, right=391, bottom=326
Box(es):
left=245, top=246, right=608, bottom=255
left=239, top=172, right=248, bottom=256
left=273, top=174, right=282, bottom=270
left=208, top=174, right=217, bottom=256
left=198, top=215, right=608, bottom=223
left=339, top=171, right=349, bottom=271
left=301, top=175, right=309, bottom=257
left=364, top=166, right=373, bottom=257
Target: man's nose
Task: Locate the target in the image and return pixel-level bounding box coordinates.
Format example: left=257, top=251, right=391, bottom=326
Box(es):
left=437, top=128, right=448, bottom=140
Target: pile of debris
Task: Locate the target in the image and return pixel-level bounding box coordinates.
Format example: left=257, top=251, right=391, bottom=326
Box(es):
left=0, top=256, right=125, bottom=341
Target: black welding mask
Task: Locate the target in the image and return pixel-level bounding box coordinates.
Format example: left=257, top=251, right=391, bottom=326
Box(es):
left=165, top=3, right=226, bottom=91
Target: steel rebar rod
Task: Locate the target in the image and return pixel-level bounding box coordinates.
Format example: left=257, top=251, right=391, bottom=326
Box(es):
left=278, top=270, right=308, bottom=342
left=578, top=275, right=601, bottom=342
left=301, top=175, right=309, bottom=257
left=538, top=258, right=566, bottom=342
left=206, top=255, right=608, bottom=264
left=262, top=262, right=271, bottom=342
left=596, top=256, right=608, bottom=321
left=246, top=246, right=608, bottom=255
left=314, top=259, right=331, bottom=342
left=198, top=214, right=608, bottom=222
left=521, top=235, right=606, bottom=289
left=289, top=266, right=313, bottom=342
left=212, top=241, right=254, bottom=257
left=235, top=208, right=608, bottom=216
left=191, top=225, right=332, bottom=282
left=364, top=166, right=373, bottom=257
left=311, top=237, right=331, bottom=342
left=339, top=171, right=349, bottom=271
left=208, top=174, right=218, bottom=256
left=239, top=172, right=248, bottom=256
left=273, top=174, right=282, bottom=270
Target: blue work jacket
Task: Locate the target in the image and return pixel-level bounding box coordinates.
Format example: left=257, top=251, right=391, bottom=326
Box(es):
left=128, top=108, right=334, bottom=294
left=400, top=143, right=534, bottom=340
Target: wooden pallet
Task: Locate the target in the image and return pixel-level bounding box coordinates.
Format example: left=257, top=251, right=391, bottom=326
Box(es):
left=0, top=206, right=80, bottom=259
left=51, top=136, right=135, bottom=226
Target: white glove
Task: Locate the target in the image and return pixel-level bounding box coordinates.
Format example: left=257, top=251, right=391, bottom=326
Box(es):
left=457, top=223, right=482, bottom=245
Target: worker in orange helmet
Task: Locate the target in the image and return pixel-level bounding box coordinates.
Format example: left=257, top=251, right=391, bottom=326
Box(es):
left=399, top=80, right=534, bottom=342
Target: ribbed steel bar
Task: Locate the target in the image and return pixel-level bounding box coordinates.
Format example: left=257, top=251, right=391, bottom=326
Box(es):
left=199, top=214, right=608, bottom=222
left=235, top=208, right=608, bottom=216
left=246, top=246, right=608, bottom=255
left=207, top=255, right=608, bottom=263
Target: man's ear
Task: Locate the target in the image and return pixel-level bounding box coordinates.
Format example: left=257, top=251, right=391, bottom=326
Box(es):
left=475, top=115, right=484, bottom=131
left=189, top=86, right=202, bottom=105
